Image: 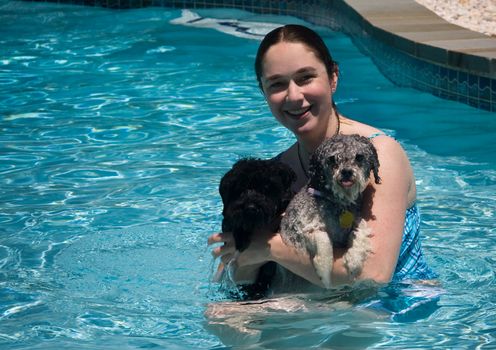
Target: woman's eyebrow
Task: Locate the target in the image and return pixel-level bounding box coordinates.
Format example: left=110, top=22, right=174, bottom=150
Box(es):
left=263, top=74, right=282, bottom=82
left=295, top=67, right=318, bottom=74
left=264, top=67, right=317, bottom=82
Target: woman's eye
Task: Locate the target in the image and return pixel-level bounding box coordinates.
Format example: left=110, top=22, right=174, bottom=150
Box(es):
left=298, top=75, right=315, bottom=85
left=268, top=81, right=285, bottom=91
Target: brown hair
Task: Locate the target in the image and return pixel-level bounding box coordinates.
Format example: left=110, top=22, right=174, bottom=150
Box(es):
left=254, top=24, right=339, bottom=92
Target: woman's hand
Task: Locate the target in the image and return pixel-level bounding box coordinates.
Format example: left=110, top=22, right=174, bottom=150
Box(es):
left=208, top=229, right=274, bottom=283
left=208, top=229, right=273, bottom=266
left=208, top=231, right=236, bottom=265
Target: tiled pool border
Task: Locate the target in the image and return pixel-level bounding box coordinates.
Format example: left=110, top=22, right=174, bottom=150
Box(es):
left=22, top=0, right=496, bottom=112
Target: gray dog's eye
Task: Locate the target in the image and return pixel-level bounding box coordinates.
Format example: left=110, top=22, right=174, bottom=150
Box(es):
left=355, top=154, right=364, bottom=162
left=327, top=155, right=337, bottom=167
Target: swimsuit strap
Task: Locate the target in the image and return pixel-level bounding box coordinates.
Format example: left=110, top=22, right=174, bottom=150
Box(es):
left=368, top=132, right=387, bottom=139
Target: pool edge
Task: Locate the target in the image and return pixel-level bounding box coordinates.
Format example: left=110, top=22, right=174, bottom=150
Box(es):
left=19, top=0, right=496, bottom=112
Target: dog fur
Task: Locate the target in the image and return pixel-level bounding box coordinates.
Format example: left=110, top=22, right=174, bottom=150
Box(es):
left=219, top=158, right=296, bottom=253
left=280, top=134, right=381, bottom=288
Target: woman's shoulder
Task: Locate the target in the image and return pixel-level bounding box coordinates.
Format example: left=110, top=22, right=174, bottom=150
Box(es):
left=340, top=116, right=411, bottom=178
left=342, top=117, right=416, bottom=202
left=339, top=116, right=401, bottom=151
left=340, top=116, right=382, bottom=138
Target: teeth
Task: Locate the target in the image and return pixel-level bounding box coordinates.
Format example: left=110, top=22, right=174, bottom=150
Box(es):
left=286, top=107, right=310, bottom=116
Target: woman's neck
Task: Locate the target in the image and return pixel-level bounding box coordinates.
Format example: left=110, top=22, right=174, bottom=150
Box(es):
left=297, top=110, right=340, bottom=176
left=298, top=110, right=340, bottom=154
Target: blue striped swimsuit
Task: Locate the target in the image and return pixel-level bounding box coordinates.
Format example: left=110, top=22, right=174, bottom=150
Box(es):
left=392, top=203, right=437, bottom=281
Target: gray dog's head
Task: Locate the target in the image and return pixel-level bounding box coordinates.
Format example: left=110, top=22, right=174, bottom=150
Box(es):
left=308, top=134, right=381, bottom=205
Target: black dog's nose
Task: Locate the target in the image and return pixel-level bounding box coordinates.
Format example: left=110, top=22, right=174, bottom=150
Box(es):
left=246, top=203, right=259, bottom=213
left=340, top=169, right=353, bottom=180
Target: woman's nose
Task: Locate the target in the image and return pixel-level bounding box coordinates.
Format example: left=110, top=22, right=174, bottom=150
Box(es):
left=285, top=80, right=303, bottom=102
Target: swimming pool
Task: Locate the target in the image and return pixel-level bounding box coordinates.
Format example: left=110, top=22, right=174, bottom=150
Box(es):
left=1, top=2, right=495, bottom=349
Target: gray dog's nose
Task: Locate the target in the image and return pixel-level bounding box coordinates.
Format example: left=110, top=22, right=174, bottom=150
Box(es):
left=340, top=169, right=353, bottom=179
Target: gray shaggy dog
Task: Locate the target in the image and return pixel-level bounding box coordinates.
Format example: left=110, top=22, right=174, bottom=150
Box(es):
left=280, top=134, right=381, bottom=289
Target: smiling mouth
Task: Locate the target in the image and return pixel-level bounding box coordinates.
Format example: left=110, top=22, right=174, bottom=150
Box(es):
left=284, top=106, right=311, bottom=119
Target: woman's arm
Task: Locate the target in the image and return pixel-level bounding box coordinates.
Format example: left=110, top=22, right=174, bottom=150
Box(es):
left=352, top=136, right=411, bottom=283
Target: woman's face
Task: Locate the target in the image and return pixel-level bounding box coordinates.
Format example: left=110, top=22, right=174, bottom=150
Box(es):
left=260, top=41, right=336, bottom=139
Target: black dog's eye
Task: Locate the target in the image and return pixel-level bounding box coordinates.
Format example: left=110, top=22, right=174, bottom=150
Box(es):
left=355, top=154, right=364, bottom=163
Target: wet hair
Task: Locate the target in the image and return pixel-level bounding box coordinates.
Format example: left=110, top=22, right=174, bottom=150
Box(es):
left=254, top=24, right=339, bottom=92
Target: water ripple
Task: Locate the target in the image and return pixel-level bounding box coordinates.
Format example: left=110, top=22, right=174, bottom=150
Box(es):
left=0, top=245, right=20, bottom=270
left=0, top=300, right=44, bottom=321
left=0, top=3, right=495, bottom=350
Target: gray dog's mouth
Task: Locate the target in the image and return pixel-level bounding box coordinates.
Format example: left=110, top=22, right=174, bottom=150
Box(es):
left=337, top=169, right=356, bottom=188
left=339, top=179, right=355, bottom=188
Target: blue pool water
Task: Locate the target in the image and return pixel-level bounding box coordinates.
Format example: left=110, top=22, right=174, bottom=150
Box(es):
left=1, top=2, right=495, bottom=349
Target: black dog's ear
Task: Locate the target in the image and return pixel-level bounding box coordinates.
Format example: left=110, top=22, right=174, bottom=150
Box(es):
left=274, top=161, right=297, bottom=189
left=221, top=216, right=232, bottom=232
left=219, top=157, right=251, bottom=204
left=271, top=161, right=297, bottom=211
left=219, top=172, right=231, bottom=204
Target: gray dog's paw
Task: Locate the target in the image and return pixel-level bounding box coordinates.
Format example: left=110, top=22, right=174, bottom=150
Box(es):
left=311, top=230, right=333, bottom=289
left=344, top=220, right=372, bottom=277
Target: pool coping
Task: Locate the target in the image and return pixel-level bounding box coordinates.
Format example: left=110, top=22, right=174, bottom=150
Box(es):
left=21, top=0, right=496, bottom=111
left=327, top=0, right=496, bottom=111
left=342, top=0, right=495, bottom=79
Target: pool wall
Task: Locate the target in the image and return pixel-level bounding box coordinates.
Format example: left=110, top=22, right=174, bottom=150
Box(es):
left=21, top=0, right=496, bottom=112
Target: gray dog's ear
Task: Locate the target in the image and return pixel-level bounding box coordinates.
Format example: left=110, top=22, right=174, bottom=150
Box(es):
left=368, top=142, right=381, bottom=184
left=308, top=149, right=327, bottom=189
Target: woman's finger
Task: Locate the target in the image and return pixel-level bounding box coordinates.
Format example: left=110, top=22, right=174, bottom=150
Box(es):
left=220, top=253, right=235, bottom=265
left=207, top=232, right=232, bottom=246
left=211, top=242, right=235, bottom=259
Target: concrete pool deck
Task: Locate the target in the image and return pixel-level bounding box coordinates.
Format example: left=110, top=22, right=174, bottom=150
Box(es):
left=342, top=0, right=495, bottom=79
left=319, top=0, right=495, bottom=111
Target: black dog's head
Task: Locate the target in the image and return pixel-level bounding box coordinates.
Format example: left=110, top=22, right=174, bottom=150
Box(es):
left=219, top=158, right=296, bottom=252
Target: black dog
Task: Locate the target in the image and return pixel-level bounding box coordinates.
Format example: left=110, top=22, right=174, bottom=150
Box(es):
left=219, top=158, right=296, bottom=252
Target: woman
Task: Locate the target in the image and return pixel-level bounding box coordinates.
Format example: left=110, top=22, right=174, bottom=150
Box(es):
left=208, top=24, right=436, bottom=291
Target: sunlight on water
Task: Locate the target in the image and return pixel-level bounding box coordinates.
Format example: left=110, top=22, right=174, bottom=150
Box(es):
left=0, top=2, right=495, bottom=349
